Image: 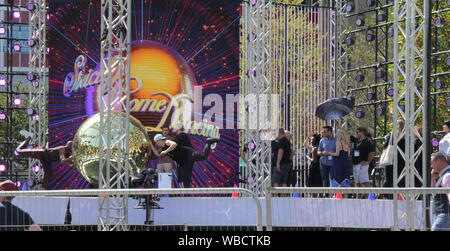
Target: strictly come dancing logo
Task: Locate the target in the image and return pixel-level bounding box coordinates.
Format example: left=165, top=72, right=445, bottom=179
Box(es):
left=63, top=40, right=279, bottom=138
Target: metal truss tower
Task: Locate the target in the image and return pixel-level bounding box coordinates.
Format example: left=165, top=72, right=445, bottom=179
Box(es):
left=241, top=0, right=273, bottom=196
left=98, top=0, right=131, bottom=231
left=28, top=0, right=48, bottom=188
left=392, top=0, right=431, bottom=230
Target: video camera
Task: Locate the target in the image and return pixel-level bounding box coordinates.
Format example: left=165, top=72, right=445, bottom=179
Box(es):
left=129, top=168, right=158, bottom=189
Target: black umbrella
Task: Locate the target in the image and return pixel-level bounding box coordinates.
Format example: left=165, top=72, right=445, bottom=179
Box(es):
left=315, top=97, right=355, bottom=121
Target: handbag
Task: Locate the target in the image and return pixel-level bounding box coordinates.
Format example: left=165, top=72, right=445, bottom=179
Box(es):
left=379, top=134, right=394, bottom=167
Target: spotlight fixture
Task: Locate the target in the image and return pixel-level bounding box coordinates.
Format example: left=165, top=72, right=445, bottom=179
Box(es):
left=32, top=165, right=40, bottom=173
left=387, top=89, right=394, bottom=97
left=26, top=3, right=36, bottom=11
left=355, top=110, right=364, bottom=119
left=376, top=107, right=384, bottom=116
left=355, top=17, right=365, bottom=26
left=399, top=104, right=405, bottom=112
left=0, top=78, right=7, bottom=86
left=376, top=69, right=385, bottom=78
left=0, top=113, right=6, bottom=120
left=366, top=0, right=375, bottom=7
left=27, top=39, right=36, bottom=47
left=366, top=33, right=374, bottom=42
left=15, top=181, right=21, bottom=188
left=388, top=28, right=394, bottom=37
left=32, top=81, right=39, bottom=87
left=0, top=26, right=5, bottom=35
left=13, top=44, right=21, bottom=52
left=345, top=37, right=355, bottom=46
left=250, top=0, right=257, bottom=6
left=355, top=73, right=365, bottom=82
left=27, top=73, right=36, bottom=81
left=0, top=163, right=6, bottom=173
left=447, top=97, right=450, bottom=107
left=346, top=1, right=354, bottom=13
left=435, top=79, right=443, bottom=89
left=432, top=138, right=440, bottom=147
left=446, top=56, right=450, bottom=66
left=26, top=108, right=36, bottom=116
left=377, top=13, right=387, bottom=22
left=13, top=97, right=22, bottom=106
left=367, top=92, right=376, bottom=100
left=434, top=16, right=444, bottom=27
left=12, top=10, right=21, bottom=19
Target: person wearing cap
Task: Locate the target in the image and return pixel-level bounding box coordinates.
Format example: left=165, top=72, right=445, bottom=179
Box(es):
left=0, top=180, right=42, bottom=231
left=150, top=133, right=219, bottom=188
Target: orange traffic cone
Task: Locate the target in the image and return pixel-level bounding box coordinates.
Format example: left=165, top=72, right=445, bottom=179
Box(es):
left=232, top=184, right=239, bottom=198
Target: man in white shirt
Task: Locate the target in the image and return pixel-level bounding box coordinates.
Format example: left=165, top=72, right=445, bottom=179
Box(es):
left=438, top=120, right=450, bottom=164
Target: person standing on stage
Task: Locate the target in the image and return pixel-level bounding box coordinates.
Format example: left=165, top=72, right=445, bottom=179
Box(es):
left=317, top=126, right=336, bottom=189
left=150, top=132, right=219, bottom=188
left=272, top=129, right=292, bottom=191
left=155, top=126, right=175, bottom=175
left=351, top=127, right=372, bottom=198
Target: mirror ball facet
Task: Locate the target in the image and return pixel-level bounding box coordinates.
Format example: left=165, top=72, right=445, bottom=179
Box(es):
left=72, top=112, right=151, bottom=186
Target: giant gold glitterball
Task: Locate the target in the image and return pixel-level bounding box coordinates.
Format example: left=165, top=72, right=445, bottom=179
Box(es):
left=72, top=112, right=151, bottom=186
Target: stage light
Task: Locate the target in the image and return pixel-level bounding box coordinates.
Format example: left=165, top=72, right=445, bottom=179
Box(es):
left=0, top=164, right=6, bottom=173
left=447, top=97, right=450, bottom=107
left=247, top=70, right=255, bottom=77
left=366, top=33, right=374, bottom=42
left=387, top=88, right=394, bottom=97
left=0, top=78, right=7, bottom=86
left=432, top=138, right=439, bottom=147
left=446, top=57, right=450, bottom=66
left=435, top=79, right=443, bottom=89
left=32, top=114, right=40, bottom=121
left=346, top=1, right=354, bottom=13
left=345, top=37, right=354, bottom=46
left=376, top=107, right=384, bottom=116
left=377, top=13, right=387, bottom=22
left=0, top=26, right=5, bottom=35
left=388, top=28, right=394, bottom=37
left=13, top=44, right=21, bottom=52
left=399, top=104, right=405, bottom=112
left=32, top=165, right=40, bottom=174
left=250, top=0, right=257, bottom=6
left=376, top=69, right=384, bottom=78
left=27, top=39, right=36, bottom=47
left=32, top=81, right=39, bottom=87
left=366, top=0, right=375, bottom=7
left=15, top=181, right=21, bottom=188
left=0, top=113, right=6, bottom=120
left=26, top=108, right=36, bottom=116
left=356, top=17, right=365, bottom=26
left=13, top=97, right=22, bottom=106
left=355, top=74, right=365, bottom=82
left=13, top=11, right=21, bottom=19
left=27, top=73, right=36, bottom=81
left=26, top=3, right=36, bottom=11
left=355, top=110, right=364, bottom=118
left=367, top=92, right=375, bottom=100
left=434, top=17, right=444, bottom=27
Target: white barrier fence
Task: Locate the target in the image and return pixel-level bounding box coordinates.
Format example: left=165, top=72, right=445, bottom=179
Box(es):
left=1, top=187, right=450, bottom=231
left=266, top=187, right=450, bottom=231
